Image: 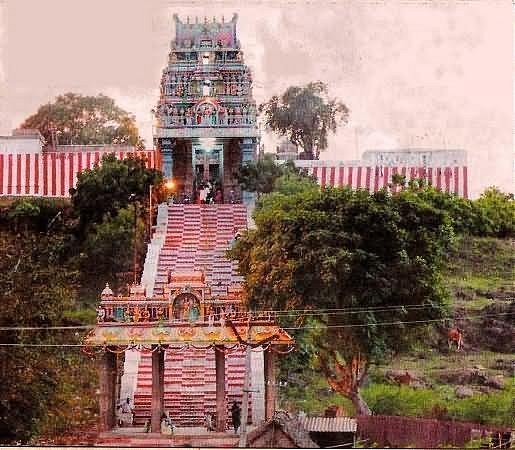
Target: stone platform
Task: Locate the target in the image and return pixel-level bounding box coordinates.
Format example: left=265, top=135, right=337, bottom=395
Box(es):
left=96, top=426, right=249, bottom=447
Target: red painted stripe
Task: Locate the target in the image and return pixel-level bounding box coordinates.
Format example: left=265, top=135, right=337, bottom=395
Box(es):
left=68, top=153, right=74, bottom=194
left=119, top=151, right=124, bottom=160
left=7, top=154, right=13, bottom=195
left=356, top=166, right=362, bottom=189
left=444, top=168, right=451, bottom=193
left=34, top=154, right=39, bottom=194
left=383, top=167, right=389, bottom=190
left=365, top=167, right=372, bottom=192
left=0, top=154, right=4, bottom=195
left=25, top=154, right=31, bottom=195
left=338, top=166, right=344, bottom=187
left=329, top=167, right=335, bottom=187
left=16, top=154, right=22, bottom=194
left=347, top=166, right=353, bottom=188
left=78, top=152, right=83, bottom=175
left=427, top=167, right=433, bottom=187
left=43, top=154, right=48, bottom=196
left=86, top=152, right=91, bottom=170
left=463, top=166, right=468, bottom=199
left=51, top=154, right=57, bottom=196
left=320, top=166, right=327, bottom=187
left=373, top=166, right=379, bottom=192
left=453, top=166, right=459, bottom=195
left=94, top=151, right=100, bottom=166
left=60, top=154, right=66, bottom=196
left=436, top=167, right=442, bottom=190
left=410, top=167, right=416, bottom=182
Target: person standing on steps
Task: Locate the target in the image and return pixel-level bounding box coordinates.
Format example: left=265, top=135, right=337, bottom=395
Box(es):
left=231, top=401, right=241, bottom=434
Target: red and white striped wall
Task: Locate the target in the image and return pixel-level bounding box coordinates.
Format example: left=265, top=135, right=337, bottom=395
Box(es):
left=301, top=165, right=468, bottom=198
left=0, top=150, right=159, bottom=197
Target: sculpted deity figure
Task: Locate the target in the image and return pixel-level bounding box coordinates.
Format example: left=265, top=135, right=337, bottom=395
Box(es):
left=96, top=306, right=105, bottom=323
left=133, top=306, right=141, bottom=323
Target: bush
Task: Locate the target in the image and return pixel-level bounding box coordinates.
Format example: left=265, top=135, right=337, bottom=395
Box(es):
left=362, top=382, right=514, bottom=426
left=399, top=185, right=514, bottom=238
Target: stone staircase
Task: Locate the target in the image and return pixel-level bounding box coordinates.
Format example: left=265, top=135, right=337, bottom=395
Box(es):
left=131, top=203, right=258, bottom=428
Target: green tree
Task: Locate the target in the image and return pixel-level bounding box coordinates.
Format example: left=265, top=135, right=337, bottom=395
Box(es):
left=473, top=187, right=514, bottom=238
left=236, top=154, right=309, bottom=195
left=80, top=206, right=145, bottom=283
left=70, top=153, right=162, bottom=233
left=230, top=179, right=453, bottom=414
left=0, top=229, right=78, bottom=443
left=259, top=82, right=349, bottom=160
left=20, top=93, right=144, bottom=149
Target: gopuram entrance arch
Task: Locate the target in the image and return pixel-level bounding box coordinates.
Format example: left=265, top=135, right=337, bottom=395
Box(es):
left=83, top=272, right=294, bottom=438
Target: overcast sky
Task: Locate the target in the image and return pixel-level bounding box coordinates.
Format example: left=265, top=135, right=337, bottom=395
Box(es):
left=0, top=0, right=512, bottom=197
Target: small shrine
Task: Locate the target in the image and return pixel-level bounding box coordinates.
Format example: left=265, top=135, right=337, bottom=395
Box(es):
left=83, top=271, right=294, bottom=435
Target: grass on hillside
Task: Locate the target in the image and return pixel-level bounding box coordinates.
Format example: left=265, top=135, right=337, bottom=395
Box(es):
left=281, top=236, right=514, bottom=427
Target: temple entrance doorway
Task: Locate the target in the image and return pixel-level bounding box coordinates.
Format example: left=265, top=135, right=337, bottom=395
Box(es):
left=193, top=138, right=224, bottom=202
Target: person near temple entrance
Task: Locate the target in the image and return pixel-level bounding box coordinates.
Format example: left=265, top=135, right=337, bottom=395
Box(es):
left=214, top=187, right=223, bottom=203
left=117, top=396, right=134, bottom=427
left=204, top=412, right=214, bottom=432
left=231, top=401, right=241, bottom=434
left=161, top=411, right=175, bottom=435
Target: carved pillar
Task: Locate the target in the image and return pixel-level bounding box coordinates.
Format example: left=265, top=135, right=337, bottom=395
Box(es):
left=215, top=345, right=226, bottom=432
left=151, top=347, right=165, bottom=432
left=99, top=351, right=117, bottom=432
left=240, top=137, right=257, bottom=209
left=264, top=348, right=276, bottom=421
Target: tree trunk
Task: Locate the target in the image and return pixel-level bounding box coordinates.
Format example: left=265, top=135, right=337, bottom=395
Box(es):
left=350, top=389, right=372, bottom=416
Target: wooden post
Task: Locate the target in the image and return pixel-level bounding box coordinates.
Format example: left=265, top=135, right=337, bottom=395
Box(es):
left=99, top=351, right=117, bottom=432
left=264, top=349, right=276, bottom=421
left=151, top=348, right=165, bottom=432
left=215, top=345, right=226, bottom=432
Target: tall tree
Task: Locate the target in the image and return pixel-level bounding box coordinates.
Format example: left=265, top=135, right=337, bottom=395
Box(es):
left=230, top=178, right=453, bottom=414
left=259, top=82, right=349, bottom=160
left=70, top=153, right=162, bottom=233
left=20, top=93, right=144, bottom=149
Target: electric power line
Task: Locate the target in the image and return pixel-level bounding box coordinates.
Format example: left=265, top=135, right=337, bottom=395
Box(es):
left=0, top=312, right=511, bottom=343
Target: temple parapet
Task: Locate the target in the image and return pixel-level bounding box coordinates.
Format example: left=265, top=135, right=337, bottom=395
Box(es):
left=95, top=273, right=274, bottom=327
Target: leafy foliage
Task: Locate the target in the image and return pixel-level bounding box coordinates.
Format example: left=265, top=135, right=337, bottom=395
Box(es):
left=20, top=93, right=144, bottom=149
left=80, top=206, right=145, bottom=283
left=71, top=153, right=162, bottom=233
left=259, top=81, right=349, bottom=159
left=0, top=229, right=80, bottom=443
left=399, top=184, right=514, bottom=238
left=236, top=154, right=311, bottom=195
left=231, top=177, right=454, bottom=412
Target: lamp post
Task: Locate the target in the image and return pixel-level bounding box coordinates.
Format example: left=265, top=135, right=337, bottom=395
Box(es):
left=129, top=193, right=138, bottom=285
left=148, top=184, right=153, bottom=241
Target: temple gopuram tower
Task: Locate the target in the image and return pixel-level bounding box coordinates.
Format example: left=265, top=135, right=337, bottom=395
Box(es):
left=154, top=14, right=259, bottom=205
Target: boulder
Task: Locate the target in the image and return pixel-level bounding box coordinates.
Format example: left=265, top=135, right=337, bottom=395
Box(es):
left=484, top=375, right=504, bottom=390
left=455, top=386, right=475, bottom=398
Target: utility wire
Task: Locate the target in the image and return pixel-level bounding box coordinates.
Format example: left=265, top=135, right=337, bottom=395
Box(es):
left=0, top=310, right=511, bottom=332
left=0, top=312, right=511, bottom=340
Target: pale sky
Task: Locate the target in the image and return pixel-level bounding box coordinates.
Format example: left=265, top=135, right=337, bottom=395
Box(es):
left=0, top=0, right=513, bottom=197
